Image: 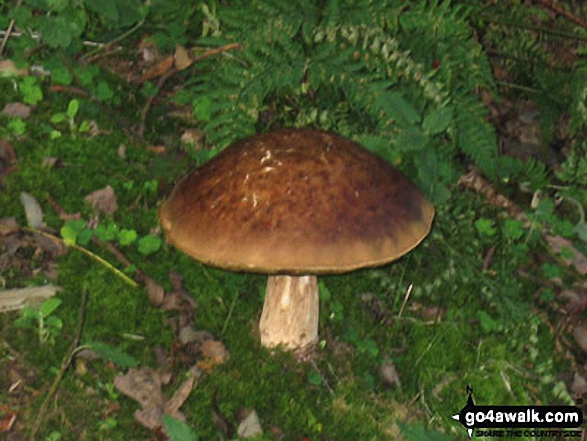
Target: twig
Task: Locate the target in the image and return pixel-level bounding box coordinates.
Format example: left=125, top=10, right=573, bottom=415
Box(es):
left=0, top=19, right=15, bottom=57
left=136, top=42, right=241, bottom=138
left=397, top=284, right=413, bottom=319
left=0, top=0, right=23, bottom=57
left=28, top=287, right=89, bottom=441
left=535, top=0, right=587, bottom=29
left=310, top=359, right=335, bottom=396
left=23, top=227, right=139, bottom=288
left=192, top=43, right=241, bottom=62
left=84, top=16, right=146, bottom=59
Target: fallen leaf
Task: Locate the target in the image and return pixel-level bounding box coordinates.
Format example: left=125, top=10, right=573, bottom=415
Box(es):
left=0, top=285, right=61, bottom=313
left=0, top=217, right=19, bottom=235
left=571, top=372, right=587, bottom=396
left=2, top=102, right=32, bottom=118
left=200, top=339, right=229, bottom=365
left=409, top=302, right=446, bottom=322
left=114, top=368, right=169, bottom=430
left=179, top=327, right=212, bottom=345
left=84, top=185, right=118, bottom=215
left=165, top=376, right=195, bottom=419
left=145, top=276, right=165, bottom=307
left=137, top=55, right=174, bottom=83
left=0, top=407, right=16, bottom=433
left=180, top=129, right=203, bottom=148
left=174, top=44, right=193, bottom=70
left=237, top=409, right=263, bottom=438
left=573, top=325, right=587, bottom=353
left=0, top=59, right=28, bottom=76
left=20, top=192, right=46, bottom=228
left=379, top=360, right=401, bottom=388
left=114, top=367, right=195, bottom=431
left=560, top=285, right=587, bottom=316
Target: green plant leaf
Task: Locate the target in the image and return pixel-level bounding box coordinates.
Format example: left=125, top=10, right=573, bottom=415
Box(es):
left=422, top=106, right=453, bottom=135
left=51, top=66, right=73, bottom=85
left=67, top=99, right=79, bottom=119
left=39, top=16, right=73, bottom=48
left=474, top=218, right=496, bottom=237
left=118, top=229, right=138, bottom=246
left=61, top=219, right=87, bottom=246
left=308, top=369, right=322, bottom=386
left=163, top=414, right=199, bottom=441
left=192, top=96, right=213, bottom=122
left=77, top=228, right=93, bottom=246
left=39, top=298, right=62, bottom=318
left=79, top=120, right=92, bottom=132
left=137, top=235, right=162, bottom=255
left=477, top=310, right=500, bottom=332
left=51, top=113, right=67, bottom=124
left=503, top=219, right=524, bottom=240
left=95, top=81, right=114, bottom=101
left=8, top=118, right=27, bottom=135
left=375, top=91, right=421, bottom=126
left=94, top=223, right=118, bottom=241
left=86, top=341, right=138, bottom=367
left=397, top=127, right=429, bottom=151
left=84, top=0, right=119, bottom=22
left=20, top=76, right=43, bottom=105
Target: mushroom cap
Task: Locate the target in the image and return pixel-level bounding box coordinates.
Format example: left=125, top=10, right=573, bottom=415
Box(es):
left=159, top=129, right=434, bottom=274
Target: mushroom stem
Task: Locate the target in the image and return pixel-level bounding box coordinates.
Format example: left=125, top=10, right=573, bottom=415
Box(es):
left=259, top=275, right=319, bottom=351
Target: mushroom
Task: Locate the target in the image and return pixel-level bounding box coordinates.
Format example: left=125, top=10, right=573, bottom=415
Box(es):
left=159, top=129, right=434, bottom=352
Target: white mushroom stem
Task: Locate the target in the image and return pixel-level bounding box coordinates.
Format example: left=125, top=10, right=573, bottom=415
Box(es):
left=259, top=275, right=319, bottom=351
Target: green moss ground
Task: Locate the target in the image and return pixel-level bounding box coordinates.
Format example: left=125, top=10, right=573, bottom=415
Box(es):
left=0, top=79, right=576, bottom=441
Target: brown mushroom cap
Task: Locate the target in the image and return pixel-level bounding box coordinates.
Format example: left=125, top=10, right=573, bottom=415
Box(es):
left=159, top=129, right=434, bottom=274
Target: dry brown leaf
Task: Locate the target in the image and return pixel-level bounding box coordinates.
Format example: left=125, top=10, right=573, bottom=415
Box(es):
left=114, top=367, right=195, bottom=431
left=237, top=409, right=263, bottom=438
left=0, top=285, right=61, bottom=313
left=145, top=276, right=165, bottom=307
left=409, top=302, right=446, bottom=322
left=84, top=185, right=118, bottom=215
left=180, top=129, right=203, bottom=148
left=20, top=192, right=46, bottom=228
left=174, top=44, right=193, bottom=70
left=2, top=102, right=32, bottom=119
left=200, top=339, right=230, bottom=365
left=573, top=325, right=587, bottom=354
left=0, top=406, right=16, bottom=433
left=0, top=59, right=28, bottom=76
left=165, top=376, right=195, bottom=419
left=0, top=217, right=19, bottom=235
left=114, top=368, right=169, bottom=430
left=137, top=55, right=174, bottom=83
left=571, top=372, right=587, bottom=396
left=379, top=360, right=401, bottom=388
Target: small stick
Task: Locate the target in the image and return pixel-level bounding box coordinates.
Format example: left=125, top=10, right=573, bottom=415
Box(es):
left=535, top=0, right=587, bottom=29
left=192, top=43, right=241, bottom=62
left=0, top=0, right=21, bottom=56
left=397, top=284, right=413, bottom=319
left=23, top=227, right=138, bottom=288
left=28, top=288, right=89, bottom=441
left=136, top=42, right=241, bottom=138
